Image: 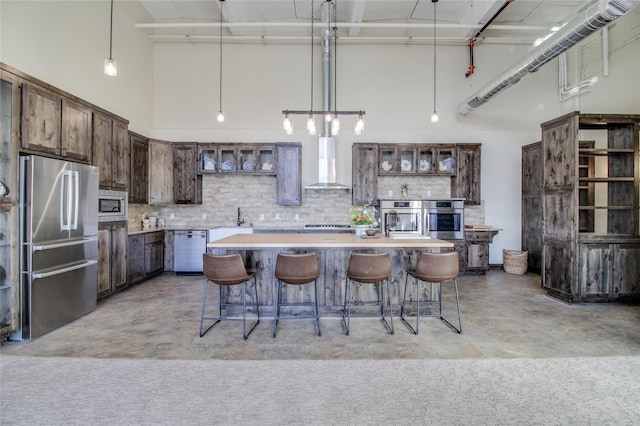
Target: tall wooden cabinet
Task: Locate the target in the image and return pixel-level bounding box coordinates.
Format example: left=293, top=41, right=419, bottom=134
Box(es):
left=539, top=113, right=640, bottom=302
left=521, top=142, right=543, bottom=273
left=148, top=140, right=173, bottom=204
left=452, top=144, right=481, bottom=205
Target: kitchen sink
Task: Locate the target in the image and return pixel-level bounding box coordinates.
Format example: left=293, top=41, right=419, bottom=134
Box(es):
left=208, top=227, right=253, bottom=242
left=389, top=234, right=430, bottom=239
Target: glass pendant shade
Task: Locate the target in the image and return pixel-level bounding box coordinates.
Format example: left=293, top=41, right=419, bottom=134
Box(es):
left=104, top=58, right=117, bottom=76
left=217, top=111, right=225, bottom=122
left=431, top=111, right=439, bottom=123
left=331, top=116, right=340, bottom=135
left=307, top=114, right=316, bottom=135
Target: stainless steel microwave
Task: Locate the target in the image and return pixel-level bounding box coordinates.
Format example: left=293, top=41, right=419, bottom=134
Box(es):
left=98, top=190, right=128, bottom=222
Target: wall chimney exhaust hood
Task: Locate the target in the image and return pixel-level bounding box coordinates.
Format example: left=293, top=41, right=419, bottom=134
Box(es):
left=305, top=136, right=351, bottom=190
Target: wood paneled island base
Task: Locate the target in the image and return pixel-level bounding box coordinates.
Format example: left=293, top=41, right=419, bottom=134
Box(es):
left=207, top=233, right=454, bottom=316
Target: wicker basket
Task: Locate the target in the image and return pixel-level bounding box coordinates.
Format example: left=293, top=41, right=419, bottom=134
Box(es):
left=503, top=249, right=528, bottom=275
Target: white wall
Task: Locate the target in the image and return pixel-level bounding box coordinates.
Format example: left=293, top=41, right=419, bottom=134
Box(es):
left=2, top=2, right=639, bottom=263
left=0, top=0, right=154, bottom=134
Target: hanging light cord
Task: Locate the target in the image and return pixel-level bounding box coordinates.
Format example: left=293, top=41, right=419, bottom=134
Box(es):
left=219, top=1, right=223, bottom=113
left=310, top=0, right=314, bottom=113
left=108, top=0, right=114, bottom=59
left=333, top=0, right=337, bottom=115
left=432, top=0, right=437, bottom=116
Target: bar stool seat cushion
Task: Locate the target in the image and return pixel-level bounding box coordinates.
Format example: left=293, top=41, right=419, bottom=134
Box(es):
left=275, top=253, right=320, bottom=284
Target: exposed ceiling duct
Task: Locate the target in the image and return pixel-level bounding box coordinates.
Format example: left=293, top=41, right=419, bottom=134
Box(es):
left=457, top=0, right=640, bottom=116
left=305, top=1, right=351, bottom=191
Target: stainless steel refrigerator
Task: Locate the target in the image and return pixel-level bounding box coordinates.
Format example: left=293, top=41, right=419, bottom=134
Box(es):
left=14, top=155, right=99, bottom=340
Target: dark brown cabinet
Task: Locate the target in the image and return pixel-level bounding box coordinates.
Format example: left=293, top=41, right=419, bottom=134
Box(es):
left=540, top=112, right=640, bottom=302
left=129, top=132, right=149, bottom=204
left=276, top=143, right=302, bottom=206
left=61, top=98, right=92, bottom=163
left=93, top=112, right=128, bottom=191
left=464, top=229, right=499, bottom=273
left=97, top=221, right=127, bottom=299
left=352, top=144, right=378, bottom=205
left=521, top=142, right=542, bottom=273
left=452, top=144, right=481, bottom=204
left=173, top=143, right=201, bottom=204
left=127, top=231, right=164, bottom=285
left=20, top=82, right=61, bottom=156
left=127, top=234, right=145, bottom=285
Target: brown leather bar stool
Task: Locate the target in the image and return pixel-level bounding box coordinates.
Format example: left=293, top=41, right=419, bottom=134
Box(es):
left=200, top=253, right=260, bottom=339
left=342, top=252, right=394, bottom=335
left=401, top=251, right=462, bottom=334
left=273, top=252, right=321, bottom=337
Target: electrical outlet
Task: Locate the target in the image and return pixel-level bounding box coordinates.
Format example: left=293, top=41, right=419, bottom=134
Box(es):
left=202, top=213, right=207, bottom=220
left=388, top=190, right=393, bottom=196
left=295, top=214, right=299, bottom=221
left=260, top=214, right=265, bottom=220
left=170, top=213, right=175, bottom=220
left=275, top=213, right=280, bottom=220
left=427, top=190, right=432, bottom=197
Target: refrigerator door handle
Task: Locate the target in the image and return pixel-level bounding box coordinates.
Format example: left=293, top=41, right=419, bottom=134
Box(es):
left=31, top=236, right=98, bottom=251
left=30, top=259, right=98, bottom=279
left=60, top=170, right=79, bottom=231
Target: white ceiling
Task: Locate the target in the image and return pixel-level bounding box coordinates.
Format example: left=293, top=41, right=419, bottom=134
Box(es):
left=137, top=0, right=595, bottom=45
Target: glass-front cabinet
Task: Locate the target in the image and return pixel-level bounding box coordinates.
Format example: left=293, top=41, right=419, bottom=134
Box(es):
left=256, top=145, right=276, bottom=174
left=379, top=145, right=416, bottom=175
left=434, top=145, right=456, bottom=175
left=417, top=147, right=434, bottom=173
left=198, top=144, right=218, bottom=173
left=219, top=145, right=238, bottom=172
left=1, top=75, right=17, bottom=334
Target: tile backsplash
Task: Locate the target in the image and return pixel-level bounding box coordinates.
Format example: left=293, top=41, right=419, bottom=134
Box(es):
left=128, top=174, right=484, bottom=231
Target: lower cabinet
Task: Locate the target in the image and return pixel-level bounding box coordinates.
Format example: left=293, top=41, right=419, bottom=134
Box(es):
left=578, top=242, right=640, bottom=301
left=127, top=231, right=165, bottom=285
left=97, top=221, right=127, bottom=299
left=464, top=230, right=500, bottom=274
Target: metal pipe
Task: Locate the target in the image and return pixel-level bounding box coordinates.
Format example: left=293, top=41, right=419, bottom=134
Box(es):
left=457, top=0, right=640, bottom=115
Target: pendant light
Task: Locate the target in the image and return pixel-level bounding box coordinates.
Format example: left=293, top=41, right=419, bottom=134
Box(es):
left=430, top=0, right=439, bottom=123
left=104, top=0, right=117, bottom=76
left=282, top=0, right=365, bottom=135
left=307, top=0, right=317, bottom=136
left=216, top=0, right=225, bottom=123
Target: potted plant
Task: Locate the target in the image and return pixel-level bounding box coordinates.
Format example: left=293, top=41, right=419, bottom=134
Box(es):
left=350, top=202, right=378, bottom=236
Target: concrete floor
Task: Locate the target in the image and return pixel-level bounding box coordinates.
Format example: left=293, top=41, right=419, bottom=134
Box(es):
left=2, top=270, right=639, bottom=360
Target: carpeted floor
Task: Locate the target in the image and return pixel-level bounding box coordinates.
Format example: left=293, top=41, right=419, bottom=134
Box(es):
left=2, top=271, right=640, bottom=425
left=2, top=355, right=639, bottom=425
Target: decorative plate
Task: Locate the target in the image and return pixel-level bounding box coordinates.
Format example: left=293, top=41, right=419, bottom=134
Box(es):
left=0, top=180, right=8, bottom=197
left=401, top=159, right=412, bottom=171
left=419, top=160, right=430, bottom=171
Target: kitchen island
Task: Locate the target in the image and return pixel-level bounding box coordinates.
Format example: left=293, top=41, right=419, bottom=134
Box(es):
left=207, top=233, right=454, bottom=315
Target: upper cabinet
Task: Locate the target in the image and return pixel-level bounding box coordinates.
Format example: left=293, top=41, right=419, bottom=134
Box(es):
left=93, top=112, right=128, bottom=191
left=61, top=98, right=92, bottom=163
left=452, top=144, right=481, bottom=204
left=129, top=132, right=149, bottom=204
left=21, top=82, right=93, bottom=164
left=352, top=144, right=378, bottom=205
left=276, top=143, right=302, bottom=206
left=148, top=140, right=173, bottom=204
left=173, top=143, right=201, bottom=205
left=204, top=143, right=276, bottom=174
left=21, top=83, right=62, bottom=156
left=378, top=144, right=456, bottom=176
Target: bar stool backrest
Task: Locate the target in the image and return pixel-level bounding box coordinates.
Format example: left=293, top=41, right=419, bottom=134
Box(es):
left=347, top=252, right=392, bottom=283
left=275, top=253, right=320, bottom=284
left=203, top=253, right=252, bottom=285
left=414, top=252, right=459, bottom=282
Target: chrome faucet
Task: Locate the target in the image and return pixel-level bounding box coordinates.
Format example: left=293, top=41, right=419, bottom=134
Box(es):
left=384, top=210, right=399, bottom=237
left=237, top=207, right=245, bottom=227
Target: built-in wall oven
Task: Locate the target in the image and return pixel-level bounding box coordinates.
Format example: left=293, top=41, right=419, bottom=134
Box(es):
left=423, top=200, right=464, bottom=240
left=380, top=200, right=422, bottom=236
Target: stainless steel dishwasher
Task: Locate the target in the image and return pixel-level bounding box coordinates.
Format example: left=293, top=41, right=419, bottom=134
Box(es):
left=174, top=230, right=207, bottom=274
